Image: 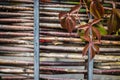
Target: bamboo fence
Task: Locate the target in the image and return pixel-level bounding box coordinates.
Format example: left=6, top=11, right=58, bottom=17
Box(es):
left=0, top=0, right=120, bottom=80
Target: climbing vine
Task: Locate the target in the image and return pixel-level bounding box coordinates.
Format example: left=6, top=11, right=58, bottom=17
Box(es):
left=59, top=0, right=120, bottom=59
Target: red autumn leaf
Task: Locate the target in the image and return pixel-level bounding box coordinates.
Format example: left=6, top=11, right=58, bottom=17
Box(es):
left=90, top=0, right=104, bottom=19
left=84, top=28, right=89, bottom=38
left=60, top=17, right=67, bottom=29
left=69, top=4, right=81, bottom=14
left=59, top=12, right=67, bottom=20
left=92, top=27, right=101, bottom=41
left=82, top=28, right=90, bottom=42
left=60, top=15, right=76, bottom=33
left=90, top=19, right=101, bottom=26
left=91, top=47, right=96, bottom=59
left=93, top=45, right=99, bottom=54
left=82, top=36, right=90, bottom=42
left=77, top=19, right=101, bottom=30
left=77, top=24, right=89, bottom=30
left=82, top=40, right=100, bottom=59
left=82, top=44, right=89, bottom=56
left=107, top=9, right=120, bottom=34
left=66, top=16, right=76, bottom=33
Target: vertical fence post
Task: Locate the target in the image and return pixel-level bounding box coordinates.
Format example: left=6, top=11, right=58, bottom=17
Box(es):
left=87, top=14, right=94, bottom=80
left=34, top=0, right=40, bottom=80
left=88, top=48, right=94, bottom=80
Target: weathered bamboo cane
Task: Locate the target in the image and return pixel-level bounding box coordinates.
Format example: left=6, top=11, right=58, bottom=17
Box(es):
left=1, top=76, right=28, bottom=80
left=40, top=45, right=120, bottom=53
left=97, top=62, right=120, bottom=66
left=0, top=51, right=119, bottom=62
left=0, top=43, right=120, bottom=55
left=0, top=12, right=33, bottom=17
left=40, top=53, right=120, bottom=62
left=1, top=75, right=75, bottom=80
left=0, top=46, right=33, bottom=52
left=41, top=67, right=120, bottom=75
left=0, top=38, right=32, bottom=44
left=0, top=67, right=120, bottom=75
left=40, top=36, right=120, bottom=45
left=2, top=35, right=120, bottom=46
left=0, top=25, right=33, bottom=30
left=11, top=37, right=34, bottom=40
left=0, top=5, right=33, bottom=11
left=40, top=11, right=88, bottom=17
left=40, top=31, right=120, bottom=41
left=0, top=59, right=33, bottom=66
left=0, top=58, right=85, bottom=66
left=0, top=18, right=33, bottom=23
left=95, top=66, right=120, bottom=69
left=0, top=68, right=33, bottom=74
left=0, top=32, right=33, bottom=37
left=40, top=77, right=75, bottom=80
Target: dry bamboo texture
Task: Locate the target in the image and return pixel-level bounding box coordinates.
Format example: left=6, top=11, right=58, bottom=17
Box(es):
left=0, top=0, right=120, bottom=80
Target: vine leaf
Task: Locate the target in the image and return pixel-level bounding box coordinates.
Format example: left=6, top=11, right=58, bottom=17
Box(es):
left=59, top=4, right=82, bottom=33
left=90, top=0, right=104, bottom=19
left=93, top=45, right=99, bottom=54
left=69, top=4, right=81, bottom=14
left=77, top=19, right=101, bottom=29
left=92, top=27, right=101, bottom=41
left=95, top=23, right=107, bottom=35
left=82, top=44, right=89, bottom=56
left=107, top=9, right=120, bottom=34
left=65, top=16, right=76, bottom=33
left=91, top=47, right=95, bottom=59
left=77, top=19, right=101, bottom=41
left=59, top=12, right=67, bottom=20
left=82, top=41, right=100, bottom=59
left=59, top=13, right=76, bottom=33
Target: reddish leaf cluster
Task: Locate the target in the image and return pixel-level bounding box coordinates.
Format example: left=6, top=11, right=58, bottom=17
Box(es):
left=58, top=0, right=105, bottom=59
left=77, top=19, right=101, bottom=41
left=77, top=19, right=101, bottom=59
left=59, top=5, right=81, bottom=33
left=82, top=37, right=99, bottom=59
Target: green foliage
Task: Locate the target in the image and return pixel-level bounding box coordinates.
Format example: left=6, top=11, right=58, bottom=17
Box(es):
left=94, top=23, right=107, bottom=35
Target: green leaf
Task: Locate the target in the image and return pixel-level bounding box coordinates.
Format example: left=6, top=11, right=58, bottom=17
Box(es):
left=92, top=27, right=101, bottom=41
left=84, top=0, right=91, bottom=9
left=95, top=23, right=107, bottom=35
